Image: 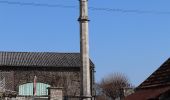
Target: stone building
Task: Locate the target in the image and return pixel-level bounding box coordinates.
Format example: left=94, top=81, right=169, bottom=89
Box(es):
left=125, top=58, right=170, bottom=100
left=0, top=51, right=95, bottom=99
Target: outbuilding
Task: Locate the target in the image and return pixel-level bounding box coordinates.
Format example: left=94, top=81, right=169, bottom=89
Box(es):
left=0, top=51, right=95, bottom=99
left=125, top=58, right=170, bottom=100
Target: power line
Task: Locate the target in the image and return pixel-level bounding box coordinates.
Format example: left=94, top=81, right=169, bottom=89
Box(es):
left=0, top=0, right=77, bottom=8
left=89, top=7, right=170, bottom=15
left=0, top=0, right=170, bottom=15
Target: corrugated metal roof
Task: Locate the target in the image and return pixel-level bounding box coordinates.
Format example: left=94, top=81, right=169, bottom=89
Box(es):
left=0, top=51, right=94, bottom=67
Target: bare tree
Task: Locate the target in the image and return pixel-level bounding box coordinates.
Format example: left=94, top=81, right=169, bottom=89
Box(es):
left=97, top=73, right=133, bottom=100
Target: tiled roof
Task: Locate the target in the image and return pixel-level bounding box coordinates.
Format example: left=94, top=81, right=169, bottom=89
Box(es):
left=125, top=86, right=170, bottom=100
left=125, top=58, right=170, bottom=100
left=0, top=51, right=94, bottom=67
left=138, top=58, right=170, bottom=88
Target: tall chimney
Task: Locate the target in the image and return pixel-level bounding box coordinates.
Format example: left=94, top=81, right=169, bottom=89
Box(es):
left=78, top=0, right=91, bottom=99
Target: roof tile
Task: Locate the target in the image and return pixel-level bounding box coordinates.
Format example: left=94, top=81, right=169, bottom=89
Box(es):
left=0, top=52, right=94, bottom=67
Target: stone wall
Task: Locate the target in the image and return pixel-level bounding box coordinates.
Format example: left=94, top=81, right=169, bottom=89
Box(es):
left=0, top=67, right=80, bottom=96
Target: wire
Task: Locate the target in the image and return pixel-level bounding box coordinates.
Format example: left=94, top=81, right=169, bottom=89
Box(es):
left=89, top=7, right=170, bottom=15
left=0, top=0, right=170, bottom=15
left=0, top=0, right=77, bottom=8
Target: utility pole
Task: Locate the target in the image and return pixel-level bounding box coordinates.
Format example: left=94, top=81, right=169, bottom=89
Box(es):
left=78, top=0, right=91, bottom=100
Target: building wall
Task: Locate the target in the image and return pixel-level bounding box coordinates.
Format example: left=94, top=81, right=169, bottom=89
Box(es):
left=159, top=90, right=170, bottom=100
left=0, top=66, right=80, bottom=96
left=0, top=71, right=14, bottom=91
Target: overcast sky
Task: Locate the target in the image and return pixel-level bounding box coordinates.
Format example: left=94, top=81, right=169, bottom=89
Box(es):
left=0, top=0, right=170, bottom=86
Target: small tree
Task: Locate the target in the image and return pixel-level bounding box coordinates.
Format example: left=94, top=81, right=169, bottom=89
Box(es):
left=98, top=73, right=132, bottom=100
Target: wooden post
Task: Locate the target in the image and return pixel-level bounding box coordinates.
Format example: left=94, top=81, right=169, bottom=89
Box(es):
left=78, top=0, right=91, bottom=99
